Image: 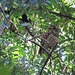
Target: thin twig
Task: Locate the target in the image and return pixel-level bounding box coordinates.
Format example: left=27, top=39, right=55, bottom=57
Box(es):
left=26, top=35, right=42, bottom=41
left=30, top=40, right=49, bottom=55
left=25, top=26, right=34, bottom=37
left=49, top=11, right=75, bottom=20
left=24, top=26, right=50, bottom=55
left=41, top=38, right=50, bottom=44
left=0, top=6, right=7, bottom=19
left=39, top=43, right=58, bottom=75
left=0, top=7, right=18, bottom=32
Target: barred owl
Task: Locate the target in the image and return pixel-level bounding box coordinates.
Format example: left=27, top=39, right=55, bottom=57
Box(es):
left=39, top=25, right=59, bottom=56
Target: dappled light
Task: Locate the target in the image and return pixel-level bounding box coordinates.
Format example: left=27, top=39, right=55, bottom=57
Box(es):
left=0, top=0, right=75, bottom=75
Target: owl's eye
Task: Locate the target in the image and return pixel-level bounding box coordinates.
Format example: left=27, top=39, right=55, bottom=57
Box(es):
left=49, top=28, right=51, bottom=29
left=53, top=27, right=56, bottom=29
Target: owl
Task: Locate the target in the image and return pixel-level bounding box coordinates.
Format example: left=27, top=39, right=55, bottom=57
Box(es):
left=39, top=25, right=59, bottom=56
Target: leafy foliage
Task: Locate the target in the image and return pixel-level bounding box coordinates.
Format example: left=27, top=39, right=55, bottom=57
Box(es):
left=0, top=0, right=75, bottom=75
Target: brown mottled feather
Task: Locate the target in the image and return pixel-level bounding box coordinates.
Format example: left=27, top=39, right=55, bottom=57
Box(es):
left=39, top=25, right=59, bottom=56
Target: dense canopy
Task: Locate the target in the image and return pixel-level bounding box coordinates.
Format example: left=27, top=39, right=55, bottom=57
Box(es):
left=0, top=0, right=75, bottom=75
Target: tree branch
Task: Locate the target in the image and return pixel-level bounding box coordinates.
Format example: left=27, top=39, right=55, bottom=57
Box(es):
left=0, top=7, right=19, bottom=33
left=26, top=35, right=41, bottom=41
left=30, top=40, right=49, bottom=55
left=49, top=11, right=75, bottom=20
left=39, top=43, right=58, bottom=75
left=25, top=26, right=34, bottom=37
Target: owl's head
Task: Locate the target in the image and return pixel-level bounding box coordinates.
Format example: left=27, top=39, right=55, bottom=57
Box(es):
left=48, top=25, right=59, bottom=33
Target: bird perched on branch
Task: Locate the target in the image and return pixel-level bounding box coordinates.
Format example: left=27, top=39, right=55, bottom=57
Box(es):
left=39, top=25, right=59, bottom=56
left=19, top=13, right=31, bottom=23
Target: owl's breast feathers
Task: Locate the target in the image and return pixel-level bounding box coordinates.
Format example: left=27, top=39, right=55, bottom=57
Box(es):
left=38, top=31, right=51, bottom=55
left=39, top=25, right=59, bottom=56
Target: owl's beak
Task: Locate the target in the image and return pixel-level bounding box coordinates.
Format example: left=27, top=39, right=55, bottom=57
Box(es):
left=50, top=29, right=53, bottom=32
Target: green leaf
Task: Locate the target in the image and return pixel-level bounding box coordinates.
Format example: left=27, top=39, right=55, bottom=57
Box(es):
left=0, top=65, right=11, bottom=75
